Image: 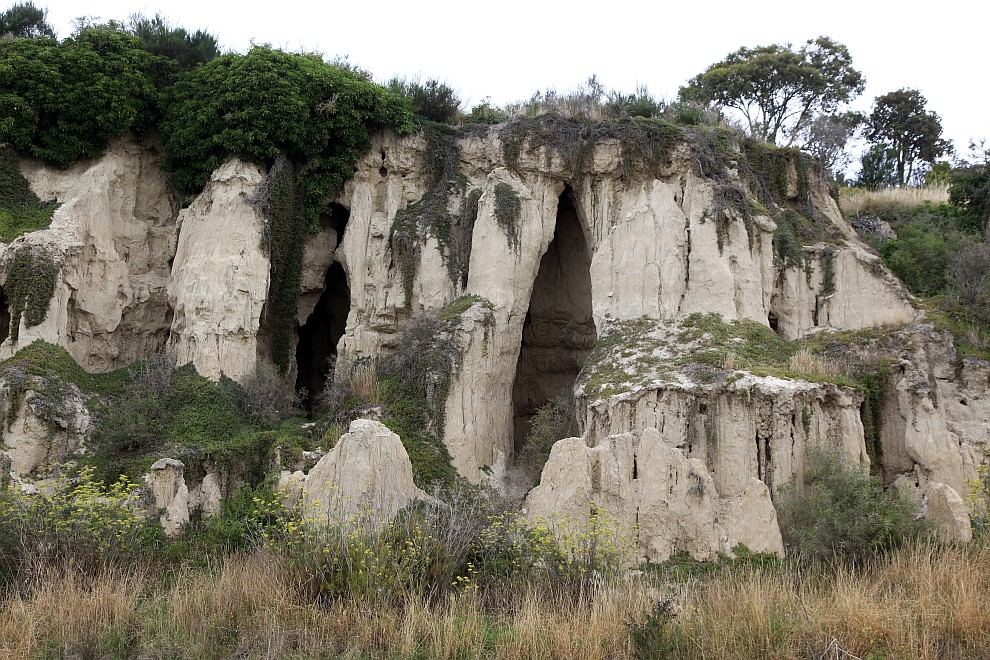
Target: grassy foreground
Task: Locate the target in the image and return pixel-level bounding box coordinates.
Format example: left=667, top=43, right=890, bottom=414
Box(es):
left=1, top=540, right=987, bottom=659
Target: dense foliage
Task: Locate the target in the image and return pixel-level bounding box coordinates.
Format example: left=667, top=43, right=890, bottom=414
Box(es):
left=161, top=46, right=411, bottom=226
left=778, top=448, right=925, bottom=561
left=0, top=26, right=157, bottom=166
left=680, top=36, right=864, bottom=146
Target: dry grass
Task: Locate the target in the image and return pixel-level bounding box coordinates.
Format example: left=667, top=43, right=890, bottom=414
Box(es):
left=841, top=184, right=950, bottom=217
left=789, top=347, right=841, bottom=376
left=1, top=542, right=988, bottom=658
left=348, top=361, right=379, bottom=402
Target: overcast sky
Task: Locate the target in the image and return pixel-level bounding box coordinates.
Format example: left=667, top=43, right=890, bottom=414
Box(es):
left=36, top=0, right=988, bottom=162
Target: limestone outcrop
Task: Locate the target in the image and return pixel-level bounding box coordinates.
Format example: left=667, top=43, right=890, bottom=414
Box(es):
left=0, top=375, right=90, bottom=477
left=166, top=158, right=270, bottom=383
left=299, top=419, right=432, bottom=525
left=525, top=430, right=784, bottom=562
left=3, top=140, right=178, bottom=370
left=143, top=458, right=224, bottom=538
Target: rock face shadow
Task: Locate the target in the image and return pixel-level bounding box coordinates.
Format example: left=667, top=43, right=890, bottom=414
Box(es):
left=296, top=204, right=351, bottom=410
left=511, top=187, right=597, bottom=453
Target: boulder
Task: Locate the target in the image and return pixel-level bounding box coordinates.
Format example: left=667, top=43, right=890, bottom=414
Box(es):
left=302, top=419, right=432, bottom=525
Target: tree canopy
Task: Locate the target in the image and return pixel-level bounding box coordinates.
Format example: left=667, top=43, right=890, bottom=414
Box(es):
left=0, top=1, right=54, bottom=39
left=680, top=36, right=864, bottom=146
left=0, top=25, right=157, bottom=166
left=160, top=46, right=411, bottom=225
left=866, top=88, right=951, bottom=186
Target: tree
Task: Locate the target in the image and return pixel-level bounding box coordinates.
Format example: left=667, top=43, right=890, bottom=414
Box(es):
left=0, top=25, right=157, bottom=166
left=0, top=2, right=55, bottom=39
left=949, top=140, right=990, bottom=235
left=799, top=110, right=862, bottom=177
left=856, top=143, right=898, bottom=190
left=680, top=36, right=864, bottom=146
left=126, top=13, right=219, bottom=72
left=866, top=89, right=951, bottom=186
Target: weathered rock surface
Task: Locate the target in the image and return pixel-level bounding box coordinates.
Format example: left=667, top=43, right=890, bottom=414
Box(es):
left=145, top=458, right=189, bottom=539
left=301, top=419, right=431, bottom=524
left=0, top=378, right=90, bottom=476
left=167, top=158, right=270, bottom=383
left=525, top=429, right=784, bottom=562
left=4, top=140, right=178, bottom=369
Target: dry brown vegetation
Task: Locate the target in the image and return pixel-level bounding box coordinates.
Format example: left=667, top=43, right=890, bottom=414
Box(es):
left=1, top=540, right=988, bottom=658
left=841, top=183, right=950, bottom=217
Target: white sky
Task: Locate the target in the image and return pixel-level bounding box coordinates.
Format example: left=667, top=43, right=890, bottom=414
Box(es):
left=36, top=0, right=988, bottom=161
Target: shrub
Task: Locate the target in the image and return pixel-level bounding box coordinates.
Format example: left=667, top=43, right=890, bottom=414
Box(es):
left=0, top=467, right=150, bottom=586
left=966, top=462, right=990, bottom=538
left=879, top=221, right=953, bottom=296
left=0, top=146, right=57, bottom=241
left=386, top=76, right=461, bottom=124
left=777, top=447, right=926, bottom=562
left=0, top=25, right=157, bottom=166
left=238, top=360, right=299, bottom=427
left=517, top=394, right=576, bottom=485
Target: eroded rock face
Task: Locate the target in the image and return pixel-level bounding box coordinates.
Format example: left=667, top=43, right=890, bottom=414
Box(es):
left=0, top=379, right=90, bottom=477
left=4, top=140, right=178, bottom=370
left=145, top=458, right=189, bottom=539
left=166, top=159, right=270, bottom=383
left=524, top=429, right=784, bottom=563
left=327, top=128, right=914, bottom=483
left=302, top=419, right=432, bottom=524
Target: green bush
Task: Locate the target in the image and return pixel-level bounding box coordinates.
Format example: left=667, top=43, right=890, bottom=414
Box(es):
left=777, top=447, right=926, bottom=562
left=517, top=395, right=576, bottom=485
left=0, top=25, right=157, bottom=166
left=386, top=77, right=461, bottom=124
left=0, top=146, right=57, bottom=241
left=0, top=467, right=151, bottom=585
left=161, top=46, right=411, bottom=227
left=879, top=221, right=954, bottom=296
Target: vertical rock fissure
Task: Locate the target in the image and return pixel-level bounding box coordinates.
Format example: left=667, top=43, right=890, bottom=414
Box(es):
left=295, top=203, right=351, bottom=412
left=511, top=188, right=597, bottom=454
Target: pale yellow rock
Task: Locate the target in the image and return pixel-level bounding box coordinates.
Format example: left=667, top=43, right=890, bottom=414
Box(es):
left=303, top=419, right=431, bottom=525
left=3, top=140, right=177, bottom=369
left=166, top=158, right=269, bottom=383
left=525, top=429, right=784, bottom=563
left=926, top=482, right=973, bottom=544
left=146, top=458, right=189, bottom=539
left=0, top=385, right=90, bottom=476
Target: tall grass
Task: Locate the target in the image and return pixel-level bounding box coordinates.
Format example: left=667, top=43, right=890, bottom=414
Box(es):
left=841, top=184, right=950, bottom=217
left=1, top=541, right=988, bottom=658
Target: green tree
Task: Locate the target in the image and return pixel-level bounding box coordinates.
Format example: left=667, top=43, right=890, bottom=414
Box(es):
left=0, top=25, right=156, bottom=166
left=0, top=1, right=54, bottom=38
left=949, top=140, right=990, bottom=234
left=866, top=88, right=951, bottom=186
left=857, top=143, right=898, bottom=190
left=161, top=46, right=411, bottom=223
left=127, top=13, right=220, bottom=72
left=680, top=36, right=864, bottom=146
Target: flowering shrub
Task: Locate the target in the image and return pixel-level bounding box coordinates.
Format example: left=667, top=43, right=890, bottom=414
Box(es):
left=0, top=467, right=150, bottom=584
left=247, top=490, right=629, bottom=603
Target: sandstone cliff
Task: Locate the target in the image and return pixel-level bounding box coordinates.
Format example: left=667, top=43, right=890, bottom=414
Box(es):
left=1, top=121, right=983, bottom=554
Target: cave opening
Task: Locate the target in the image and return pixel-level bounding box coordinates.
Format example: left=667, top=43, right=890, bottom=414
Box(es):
left=295, top=203, right=351, bottom=412
left=511, top=187, right=597, bottom=454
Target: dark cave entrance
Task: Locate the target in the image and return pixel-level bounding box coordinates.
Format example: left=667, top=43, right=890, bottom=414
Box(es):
left=511, top=188, right=597, bottom=453
left=295, top=204, right=351, bottom=411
